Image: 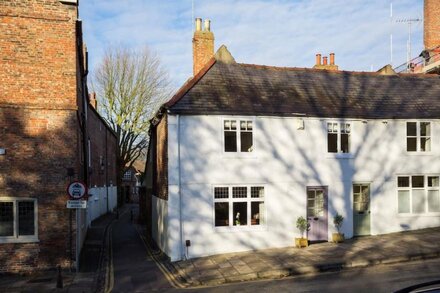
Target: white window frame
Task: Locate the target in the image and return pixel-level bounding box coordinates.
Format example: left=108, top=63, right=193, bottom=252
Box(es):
left=0, top=197, right=38, bottom=244
left=213, top=185, right=266, bottom=231
left=222, top=117, right=255, bottom=155
left=406, top=121, right=432, bottom=153
left=327, top=121, right=352, bottom=154
left=397, top=175, right=440, bottom=215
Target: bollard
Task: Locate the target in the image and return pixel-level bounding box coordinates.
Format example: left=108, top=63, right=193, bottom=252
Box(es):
left=56, top=265, right=63, bottom=289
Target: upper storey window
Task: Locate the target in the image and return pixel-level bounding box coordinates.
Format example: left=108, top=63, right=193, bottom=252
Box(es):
left=407, top=122, right=431, bottom=152
left=224, top=119, right=253, bottom=153
left=327, top=122, right=350, bottom=153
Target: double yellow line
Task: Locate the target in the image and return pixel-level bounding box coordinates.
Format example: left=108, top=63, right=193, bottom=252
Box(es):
left=135, top=225, right=186, bottom=289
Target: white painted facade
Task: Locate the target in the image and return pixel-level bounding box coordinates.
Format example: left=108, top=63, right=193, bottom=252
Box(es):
left=153, top=114, right=440, bottom=261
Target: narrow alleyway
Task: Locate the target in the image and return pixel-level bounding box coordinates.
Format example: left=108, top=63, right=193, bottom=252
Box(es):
left=110, top=204, right=174, bottom=292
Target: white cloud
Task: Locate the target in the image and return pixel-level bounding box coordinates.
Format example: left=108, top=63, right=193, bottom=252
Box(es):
left=80, top=0, right=424, bottom=89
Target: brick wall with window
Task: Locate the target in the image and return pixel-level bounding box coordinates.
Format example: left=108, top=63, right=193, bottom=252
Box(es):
left=0, top=0, right=86, bottom=273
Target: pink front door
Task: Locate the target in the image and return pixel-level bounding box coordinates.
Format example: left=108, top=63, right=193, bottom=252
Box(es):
left=306, top=187, right=328, bottom=241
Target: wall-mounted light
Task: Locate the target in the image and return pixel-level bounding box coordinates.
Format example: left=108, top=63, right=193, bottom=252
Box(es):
left=382, top=120, right=388, bottom=125
left=0, top=148, right=5, bottom=155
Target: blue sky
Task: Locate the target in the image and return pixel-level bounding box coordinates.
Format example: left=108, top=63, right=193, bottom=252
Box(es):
left=80, top=0, right=424, bottom=88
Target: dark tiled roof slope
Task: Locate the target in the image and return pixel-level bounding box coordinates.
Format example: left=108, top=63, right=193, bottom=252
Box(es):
left=167, top=61, right=440, bottom=119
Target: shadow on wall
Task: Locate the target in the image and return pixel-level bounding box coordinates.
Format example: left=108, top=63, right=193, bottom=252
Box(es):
left=169, top=71, right=438, bottom=262
left=0, top=107, right=80, bottom=272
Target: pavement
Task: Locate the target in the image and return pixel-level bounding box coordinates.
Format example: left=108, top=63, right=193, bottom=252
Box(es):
left=0, top=205, right=127, bottom=293
left=1, top=207, right=440, bottom=291
left=171, top=227, right=440, bottom=287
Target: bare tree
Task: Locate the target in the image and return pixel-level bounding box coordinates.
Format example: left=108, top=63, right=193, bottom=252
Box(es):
left=92, top=45, right=170, bottom=181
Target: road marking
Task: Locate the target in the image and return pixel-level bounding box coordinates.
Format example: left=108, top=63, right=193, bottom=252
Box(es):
left=134, top=225, right=186, bottom=289
left=104, top=223, right=114, bottom=293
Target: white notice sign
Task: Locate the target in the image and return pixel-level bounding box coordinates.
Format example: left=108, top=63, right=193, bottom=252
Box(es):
left=67, top=200, right=87, bottom=209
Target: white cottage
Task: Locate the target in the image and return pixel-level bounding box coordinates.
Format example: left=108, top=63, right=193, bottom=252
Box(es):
left=145, top=19, right=440, bottom=262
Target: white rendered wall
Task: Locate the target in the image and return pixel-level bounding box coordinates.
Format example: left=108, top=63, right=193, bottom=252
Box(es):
left=152, top=195, right=170, bottom=256
left=166, top=114, right=440, bottom=260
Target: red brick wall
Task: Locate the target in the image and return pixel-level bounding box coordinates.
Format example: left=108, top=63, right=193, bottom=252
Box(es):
left=424, top=0, right=440, bottom=50
left=0, top=0, right=80, bottom=273
left=87, top=105, right=118, bottom=188
left=153, top=115, right=168, bottom=200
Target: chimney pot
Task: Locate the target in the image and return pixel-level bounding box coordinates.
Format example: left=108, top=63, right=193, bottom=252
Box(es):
left=195, top=18, right=202, bottom=31
left=204, top=19, right=211, bottom=31
left=330, top=53, right=335, bottom=65
left=323, top=56, right=328, bottom=65
left=315, top=53, right=321, bottom=66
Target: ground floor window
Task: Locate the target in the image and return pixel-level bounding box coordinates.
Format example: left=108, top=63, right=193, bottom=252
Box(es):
left=214, top=186, right=265, bottom=227
left=0, top=198, right=38, bottom=243
left=397, top=175, right=440, bottom=214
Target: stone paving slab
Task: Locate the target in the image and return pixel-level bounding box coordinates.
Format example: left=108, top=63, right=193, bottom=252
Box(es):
left=171, top=227, right=440, bottom=287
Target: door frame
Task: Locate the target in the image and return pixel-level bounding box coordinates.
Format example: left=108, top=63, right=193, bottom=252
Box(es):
left=306, top=186, right=328, bottom=242
left=352, top=182, right=372, bottom=236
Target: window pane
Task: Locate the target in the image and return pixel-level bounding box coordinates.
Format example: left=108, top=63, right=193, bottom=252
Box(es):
left=407, top=138, right=417, bottom=152
left=0, top=202, right=14, bottom=237
left=398, top=177, right=410, bottom=187
left=18, top=201, right=35, bottom=236
left=398, top=191, right=410, bottom=213
left=412, top=176, right=424, bottom=188
left=428, top=176, right=439, bottom=187
left=251, top=187, right=264, bottom=198
left=420, top=122, right=431, bottom=136
left=233, top=202, right=247, bottom=226
left=328, top=133, right=337, bottom=153
left=215, top=203, right=229, bottom=227
left=231, top=120, right=237, bottom=130
left=240, top=132, right=253, bottom=152
left=240, top=121, right=246, bottom=130
left=420, top=138, right=431, bottom=152
left=428, top=190, right=440, bottom=212
left=407, top=122, right=417, bottom=136
left=412, top=189, right=425, bottom=213
left=341, top=133, right=350, bottom=153
left=232, top=187, right=247, bottom=198
left=214, top=187, right=229, bottom=199
left=251, top=202, right=264, bottom=225
left=247, top=121, right=253, bottom=130
left=224, top=131, right=237, bottom=152
left=224, top=120, right=231, bottom=130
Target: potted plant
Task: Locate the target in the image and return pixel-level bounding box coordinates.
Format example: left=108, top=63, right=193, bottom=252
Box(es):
left=332, top=213, right=345, bottom=243
left=295, top=216, right=310, bottom=248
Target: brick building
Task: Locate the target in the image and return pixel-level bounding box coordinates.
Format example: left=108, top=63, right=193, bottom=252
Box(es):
left=0, top=0, right=117, bottom=273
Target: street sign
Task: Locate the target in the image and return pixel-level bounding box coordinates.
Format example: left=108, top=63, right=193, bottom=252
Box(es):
left=66, top=200, right=87, bottom=209
left=67, top=181, right=87, bottom=200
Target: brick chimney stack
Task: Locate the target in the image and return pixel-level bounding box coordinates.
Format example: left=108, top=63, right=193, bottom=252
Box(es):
left=193, top=18, right=214, bottom=75
left=313, top=53, right=339, bottom=71
left=424, top=0, right=440, bottom=50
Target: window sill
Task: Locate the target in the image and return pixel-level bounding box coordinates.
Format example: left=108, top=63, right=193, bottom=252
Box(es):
left=397, top=213, right=440, bottom=217
left=0, top=236, right=39, bottom=244
left=221, top=152, right=258, bottom=159
left=214, top=225, right=267, bottom=233
left=326, top=153, right=354, bottom=159
left=405, top=152, right=433, bottom=156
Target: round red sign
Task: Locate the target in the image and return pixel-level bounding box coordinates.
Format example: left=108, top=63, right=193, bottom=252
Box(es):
left=67, top=181, right=87, bottom=200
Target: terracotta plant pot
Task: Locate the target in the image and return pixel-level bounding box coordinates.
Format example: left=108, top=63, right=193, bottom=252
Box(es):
left=332, top=233, right=345, bottom=243
left=295, top=237, right=309, bottom=248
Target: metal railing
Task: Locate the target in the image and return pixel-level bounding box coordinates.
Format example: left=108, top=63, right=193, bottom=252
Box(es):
left=394, top=45, right=440, bottom=74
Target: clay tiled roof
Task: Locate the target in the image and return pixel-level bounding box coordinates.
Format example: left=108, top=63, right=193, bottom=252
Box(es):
left=166, top=59, right=440, bottom=119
